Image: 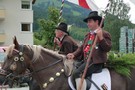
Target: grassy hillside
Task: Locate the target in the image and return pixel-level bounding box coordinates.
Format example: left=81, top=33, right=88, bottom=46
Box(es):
left=33, top=0, right=90, bottom=30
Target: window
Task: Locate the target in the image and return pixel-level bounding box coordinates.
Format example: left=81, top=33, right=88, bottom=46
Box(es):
left=21, top=23, right=31, bottom=32
left=21, top=0, right=31, bottom=9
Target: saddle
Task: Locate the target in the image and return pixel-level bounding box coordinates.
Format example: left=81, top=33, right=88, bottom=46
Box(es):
left=72, top=69, right=102, bottom=90
left=68, top=68, right=111, bottom=90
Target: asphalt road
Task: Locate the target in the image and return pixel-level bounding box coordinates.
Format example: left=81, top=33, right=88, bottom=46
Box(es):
left=2, top=87, right=29, bottom=90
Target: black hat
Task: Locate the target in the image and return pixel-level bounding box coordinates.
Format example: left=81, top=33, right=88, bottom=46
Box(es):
left=83, top=11, right=102, bottom=22
left=55, top=22, right=69, bottom=35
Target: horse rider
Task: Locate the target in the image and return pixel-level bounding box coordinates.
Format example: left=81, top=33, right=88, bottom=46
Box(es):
left=54, top=22, right=78, bottom=55
left=67, top=11, right=112, bottom=89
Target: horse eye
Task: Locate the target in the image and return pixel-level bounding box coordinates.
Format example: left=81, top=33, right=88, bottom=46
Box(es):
left=14, top=57, right=19, bottom=61
left=20, top=57, right=24, bottom=61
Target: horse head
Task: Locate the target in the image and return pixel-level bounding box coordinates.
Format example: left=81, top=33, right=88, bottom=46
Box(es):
left=2, top=36, right=31, bottom=76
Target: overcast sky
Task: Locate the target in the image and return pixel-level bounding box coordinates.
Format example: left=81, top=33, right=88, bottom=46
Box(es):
left=94, top=0, right=135, bottom=24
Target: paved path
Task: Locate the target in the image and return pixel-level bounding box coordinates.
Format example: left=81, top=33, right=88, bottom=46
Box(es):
left=1, top=87, right=29, bottom=90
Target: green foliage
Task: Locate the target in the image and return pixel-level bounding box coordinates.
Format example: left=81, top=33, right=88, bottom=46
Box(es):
left=34, top=35, right=45, bottom=45
left=34, top=7, right=62, bottom=49
left=107, top=52, right=135, bottom=78
left=69, top=26, right=89, bottom=41
left=108, top=0, right=130, bottom=20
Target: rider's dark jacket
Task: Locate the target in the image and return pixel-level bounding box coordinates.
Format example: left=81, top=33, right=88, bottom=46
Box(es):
left=73, top=30, right=112, bottom=64
left=58, top=35, right=78, bottom=55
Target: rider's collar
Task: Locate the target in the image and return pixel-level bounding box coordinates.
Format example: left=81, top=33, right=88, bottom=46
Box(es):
left=90, top=29, right=97, bottom=34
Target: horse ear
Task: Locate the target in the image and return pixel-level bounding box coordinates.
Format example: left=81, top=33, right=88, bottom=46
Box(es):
left=13, top=36, right=19, bottom=50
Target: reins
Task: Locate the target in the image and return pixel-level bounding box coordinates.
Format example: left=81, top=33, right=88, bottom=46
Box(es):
left=0, top=69, right=13, bottom=85
left=10, top=58, right=63, bottom=78
left=31, top=58, right=63, bottom=74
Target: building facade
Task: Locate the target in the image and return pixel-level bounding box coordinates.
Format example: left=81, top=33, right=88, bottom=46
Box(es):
left=0, top=0, right=36, bottom=46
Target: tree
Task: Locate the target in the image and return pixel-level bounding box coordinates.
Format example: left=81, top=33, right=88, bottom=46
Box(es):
left=103, top=0, right=132, bottom=51
left=34, top=7, right=63, bottom=49
left=107, top=0, right=130, bottom=20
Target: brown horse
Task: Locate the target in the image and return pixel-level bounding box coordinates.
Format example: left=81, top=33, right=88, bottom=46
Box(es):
left=1, top=37, right=135, bottom=90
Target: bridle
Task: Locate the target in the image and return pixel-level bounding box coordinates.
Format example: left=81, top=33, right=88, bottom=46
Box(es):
left=11, top=45, right=64, bottom=76
left=0, top=69, right=14, bottom=86
left=1, top=45, right=65, bottom=88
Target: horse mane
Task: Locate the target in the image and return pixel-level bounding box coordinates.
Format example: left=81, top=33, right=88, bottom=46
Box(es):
left=27, top=45, right=66, bottom=62
left=5, top=44, right=66, bottom=62
left=26, top=45, right=42, bottom=62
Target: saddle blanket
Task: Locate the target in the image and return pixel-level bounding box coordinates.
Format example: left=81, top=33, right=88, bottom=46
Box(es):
left=68, top=68, right=111, bottom=90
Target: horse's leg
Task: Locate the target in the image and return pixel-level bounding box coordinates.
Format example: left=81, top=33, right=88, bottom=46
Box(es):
left=110, top=70, right=127, bottom=90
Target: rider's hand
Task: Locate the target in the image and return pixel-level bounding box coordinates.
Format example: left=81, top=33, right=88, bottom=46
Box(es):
left=54, top=37, right=61, bottom=46
left=67, top=53, right=75, bottom=60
